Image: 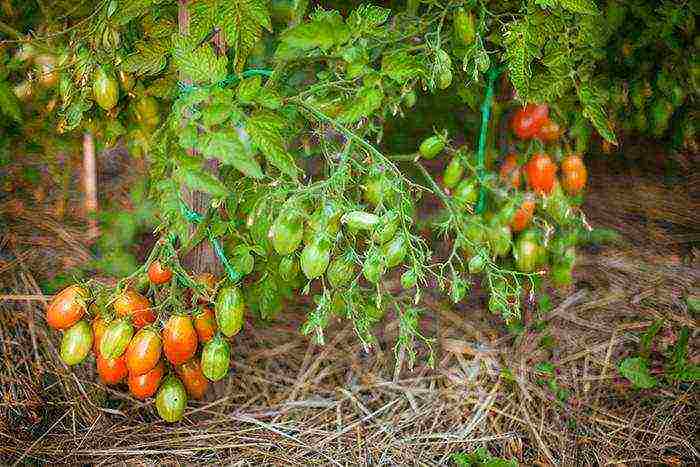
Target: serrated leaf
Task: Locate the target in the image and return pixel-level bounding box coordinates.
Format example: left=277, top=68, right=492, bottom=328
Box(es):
left=225, top=0, right=272, bottom=71
left=246, top=111, right=300, bottom=179
left=347, top=4, right=391, bottom=34
left=172, top=34, right=227, bottom=85
left=122, top=40, right=169, bottom=77
left=618, top=357, right=657, bottom=389
left=202, top=130, right=264, bottom=179
left=175, top=163, right=229, bottom=198
left=578, top=83, right=617, bottom=144
left=503, top=19, right=540, bottom=100
left=558, top=0, right=599, bottom=15
left=238, top=76, right=262, bottom=103
left=381, top=51, right=426, bottom=84
left=277, top=9, right=350, bottom=56
left=338, top=85, right=383, bottom=123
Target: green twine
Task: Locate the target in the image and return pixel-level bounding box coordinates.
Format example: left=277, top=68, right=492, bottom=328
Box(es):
left=475, top=65, right=504, bottom=215
left=179, top=199, right=242, bottom=283
left=178, top=68, right=273, bottom=95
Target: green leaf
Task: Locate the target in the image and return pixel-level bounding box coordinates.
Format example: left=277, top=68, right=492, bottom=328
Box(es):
left=381, top=51, right=426, bottom=84
left=246, top=110, right=300, bottom=179
left=278, top=9, right=350, bottom=56
left=558, top=0, right=599, bottom=15
left=503, top=19, right=540, bottom=101
left=172, top=35, right=227, bottom=85
left=122, top=40, right=169, bottom=76
left=338, top=85, right=383, bottom=123
left=175, top=163, right=229, bottom=198
left=347, top=4, right=391, bottom=34
left=639, top=319, right=663, bottom=357
left=202, top=130, right=264, bottom=179
left=237, top=76, right=282, bottom=109
left=618, top=357, right=657, bottom=389
left=578, top=83, right=618, bottom=144
left=0, top=80, right=22, bottom=123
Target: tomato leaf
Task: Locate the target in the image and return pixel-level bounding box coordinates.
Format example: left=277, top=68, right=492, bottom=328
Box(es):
left=338, top=85, right=384, bottom=123
left=618, top=357, right=657, bottom=389
left=202, top=130, right=264, bottom=179
left=172, top=35, right=227, bottom=85
left=381, top=51, right=426, bottom=84
left=175, top=164, right=229, bottom=198
left=246, top=110, right=300, bottom=179
left=578, top=83, right=618, bottom=145
left=347, top=4, right=391, bottom=35
left=0, top=80, right=22, bottom=123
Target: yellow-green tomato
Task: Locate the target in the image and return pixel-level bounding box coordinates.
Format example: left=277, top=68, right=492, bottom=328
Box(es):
left=201, top=335, right=230, bottom=381
left=419, top=135, right=445, bottom=159
left=156, top=375, right=188, bottom=422
left=215, top=286, right=245, bottom=337
left=60, top=320, right=93, bottom=366
left=93, top=67, right=119, bottom=111
left=100, top=319, right=134, bottom=360
left=300, top=238, right=331, bottom=279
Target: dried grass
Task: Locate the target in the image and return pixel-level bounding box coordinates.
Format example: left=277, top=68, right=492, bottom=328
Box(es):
left=0, top=148, right=698, bottom=465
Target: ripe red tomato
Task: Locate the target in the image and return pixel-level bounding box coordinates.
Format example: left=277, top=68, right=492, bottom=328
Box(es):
left=46, top=285, right=88, bottom=330
left=511, top=196, right=536, bottom=232
left=148, top=261, right=173, bottom=285
left=125, top=328, right=162, bottom=376
left=97, top=353, right=128, bottom=385
left=511, top=104, right=549, bottom=139
left=535, top=119, right=561, bottom=142
left=114, top=290, right=155, bottom=328
left=128, top=360, right=165, bottom=400
left=524, top=153, right=557, bottom=195
left=193, top=307, right=217, bottom=343
left=163, top=315, right=198, bottom=365
left=92, top=317, right=108, bottom=354
left=499, top=154, right=521, bottom=190
left=176, top=359, right=210, bottom=400
left=561, top=154, right=587, bottom=195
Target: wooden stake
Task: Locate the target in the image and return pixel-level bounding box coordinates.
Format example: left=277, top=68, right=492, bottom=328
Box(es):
left=82, top=131, right=98, bottom=240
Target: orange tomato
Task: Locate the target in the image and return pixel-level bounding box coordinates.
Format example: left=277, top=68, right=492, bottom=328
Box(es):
left=193, top=307, right=217, bottom=343
left=176, top=359, right=210, bottom=400
left=511, top=104, right=549, bottom=139
left=46, top=285, right=88, bottom=330
left=125, top=328, right=162, bottom=376
left=534, top=119, right=561, bottom=142
left=128, top=360, right=165, bottom=400
left=561, top=154, right=587, bottom=195
left=511, top=196, right=536, bottom=232
left=92, top=317, right=109, bottom=354
left=163, top=315, right=198, bottom=365
left=524, top=153, right=557, bottom=195
left=113, top=290, right=155, bottom=328
left=499, top=154, right=521, bottom=190
left=148, top=261, right=173, bottom=285
left=97, top=353, right=128, bottom=385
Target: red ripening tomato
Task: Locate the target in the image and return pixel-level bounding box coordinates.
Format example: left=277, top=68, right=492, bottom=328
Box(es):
left=46, top=285, right=88, bottom=330
left=535, top=119, right=561, bottom=142
left=193, top=307, right=217, bottom=343
left=92, top=317, right=108, bottom=354
left=176, top=359, right=210, bottom=400
left=163, top=315, right=198, bottom=365
left=561, top=154, right=588, bottom=195
left=128, top=360, right=165, bottom=400
left=97, top=353, right=128, bottom=385
left=148, top=261, right=173, bottom=285
left=525, top=153, right=557, bottom=195
left=511, top=196, right=536, bottom=232
left=125, top=328, right=162, bottom=376
left=499, top=154, right=521, bottom=190
left=113, top=290, right=155, bottom=328
left=511, top=104, right=549, bottom=139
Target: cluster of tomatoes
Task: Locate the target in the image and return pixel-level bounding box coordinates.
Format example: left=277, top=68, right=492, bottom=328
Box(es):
left=435, top=103, right=588, bottom=286
left=45, top=262, right=244, bottom=422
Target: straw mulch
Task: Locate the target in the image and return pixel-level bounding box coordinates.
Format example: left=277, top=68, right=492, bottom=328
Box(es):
left=1, top=146, right=698, bottom=465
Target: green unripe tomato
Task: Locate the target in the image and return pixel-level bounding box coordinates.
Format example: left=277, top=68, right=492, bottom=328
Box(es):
left=304, top=202, right=342, bottom=245
left=438, top=68, right=452, bottom=90
left=453, top=7, right=476, bottom=48
left=382, top=235, right=408, bottom=268
left=453, top=178, right=478, bottom=207
left=363, top=174, right=394, bottom=207
left=443, top=157, right=464, bottom=188
left=374, top=211, right=399, bottom=244
left=326, top=257, right=356, bottom=288
left=513, top=230, right=544, bottom=273
left=100, top=319, right=134, bottom=360
left=92, top=67, right=119, bottom=111
left=341, top=211, right=380, bottom=231
left=215, top=286, right=245, bottom=337
left=362, top=251, right=385, bottom=284
left=60, top=320, right=93, bottom=366
left=270, top=211, right=304, bottom=255
left=551, top=262, right=573, bottom=288
left=419, top=135, right=445, bottom=159
left=468, top=255, right=485, bottom=274
left=278, top=255, right=300, bottom=282
left=300, top=237, right=331, bottom=279
left=201, top=335, right=230, bottom=381
left=365, top=303, right=385, bottom=323
left=156, top=376, right=187, bottom=422
left=487, top=222, right=512, bottom=258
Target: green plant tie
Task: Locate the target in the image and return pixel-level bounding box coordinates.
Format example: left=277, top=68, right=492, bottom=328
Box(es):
left=475, top=65, right=504, bottom=215
left=179, top=199, right=242, bottom=283
left=178, top=68, right=273, bottom=94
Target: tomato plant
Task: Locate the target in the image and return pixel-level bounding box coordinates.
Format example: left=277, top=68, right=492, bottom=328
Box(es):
left=46, top=285, right=89, bottom=330
left=125, top=328, right=162, bottom=376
